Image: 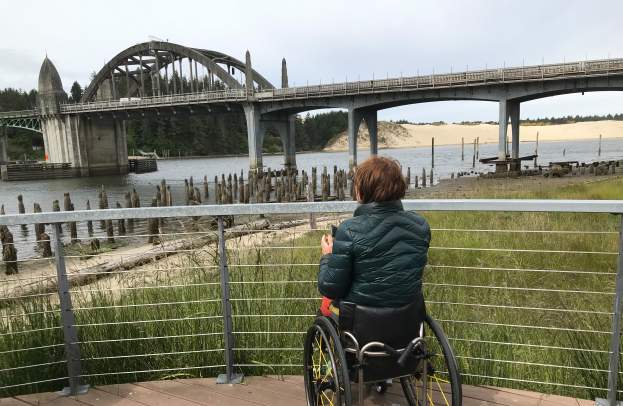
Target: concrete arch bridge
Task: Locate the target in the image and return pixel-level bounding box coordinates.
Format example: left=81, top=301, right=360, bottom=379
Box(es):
left=1, top=40, right=623, bottom=175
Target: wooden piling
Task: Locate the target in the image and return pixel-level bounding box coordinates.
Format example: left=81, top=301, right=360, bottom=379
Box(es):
left=598, top=134, right=602, bottom=157
left=429, top=168, right=434, bottom=186
left=116, top=202, right=126, bottom=235
left=17, top=195, right=27, bottom=230
left=422, top=168, right=427, bottom=187
left=69, top=203, right=78, bottom=243
left=461, top=137, right=464, bottom=161
left=534, top=132, right=539, bottom=168
left=204, top=175, right=210, bottom=199
left=40, top=232, right=52, bottom=258
left=33, top=203, right=44, bottom=241
left=472, top=138, right=476, bottom=169
left=431, top=137, right=435, bottom=168
left=148, top=198, right=160, bottom=244
left=2, top=229, right=18, bottom=275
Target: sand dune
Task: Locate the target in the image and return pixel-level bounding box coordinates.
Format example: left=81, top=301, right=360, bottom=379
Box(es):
left=324, top=120, right=623, bottom=151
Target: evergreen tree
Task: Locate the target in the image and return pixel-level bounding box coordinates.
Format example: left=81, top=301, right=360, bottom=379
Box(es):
left=68, top=81, right=83, bottom=103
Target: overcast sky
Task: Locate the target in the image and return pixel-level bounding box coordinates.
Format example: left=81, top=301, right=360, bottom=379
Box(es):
left=1, top=0, right=622, bottom=122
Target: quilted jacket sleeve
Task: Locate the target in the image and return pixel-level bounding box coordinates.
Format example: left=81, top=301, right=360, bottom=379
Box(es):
left=318, top=224, right=354, bottom=299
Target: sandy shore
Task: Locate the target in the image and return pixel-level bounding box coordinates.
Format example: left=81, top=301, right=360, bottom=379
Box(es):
left=324, top=120, right=623, bottom=151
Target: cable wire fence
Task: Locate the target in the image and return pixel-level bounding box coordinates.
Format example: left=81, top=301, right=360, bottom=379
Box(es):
left=0, top=200, right=622, bottom=404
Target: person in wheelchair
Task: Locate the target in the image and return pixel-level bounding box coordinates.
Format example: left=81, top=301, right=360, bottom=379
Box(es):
left=305, top=156, right=461, bottom=406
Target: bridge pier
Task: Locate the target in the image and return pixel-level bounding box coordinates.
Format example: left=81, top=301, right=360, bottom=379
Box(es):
left=244, top=104, right=264, bottom=172
left=348, top=108, right=378, bottom=168
left=509, top=102, right=521, bottom=172
left=497, top=100, right=521, bottom=174
left=262, top=113, right=297, bottom=171
left=0, top=127, right=7, bottom=163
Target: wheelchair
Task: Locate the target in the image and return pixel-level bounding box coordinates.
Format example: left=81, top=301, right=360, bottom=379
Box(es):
left=303, top=297, right=462, bottom=405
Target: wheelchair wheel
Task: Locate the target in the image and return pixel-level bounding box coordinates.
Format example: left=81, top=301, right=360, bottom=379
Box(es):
left=401, top=315, right=462, bottom=406
left=304, top=317, right=352, bottom=406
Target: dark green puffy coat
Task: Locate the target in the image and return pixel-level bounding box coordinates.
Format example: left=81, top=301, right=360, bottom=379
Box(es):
left=318, top=200, right=431, bottom=307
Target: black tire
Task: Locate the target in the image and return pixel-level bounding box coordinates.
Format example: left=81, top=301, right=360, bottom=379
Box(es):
left=304, top=316, right=353, bottom=406
left=401, top=315, right=462, bottom=406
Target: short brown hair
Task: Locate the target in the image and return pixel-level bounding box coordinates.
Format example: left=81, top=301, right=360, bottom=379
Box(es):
left=353, top=156, right=406, bottom=203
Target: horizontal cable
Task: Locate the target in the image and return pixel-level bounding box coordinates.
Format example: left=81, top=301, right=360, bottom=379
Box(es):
left=82, top=348, right=224, bottom=361
left=437, top=319, right=611, bottom=334
left=234, top=364, right=302, bottom=368
left=425, top=282, right=612, bottom=295
left=78, top=331, right=223, bottom=345
left=75, top=315, right=223, bottom=327
left=0, top=325, right=61, bottom=337
left=0, top=291, right=57, bottom=301
left=426, top=264, right=615, bottom=276
left=431, top=228, right=618, bottom=235
left=233, top=348, right=302, bottom=351
left=427, top=300, right=612, bottom=315
left=448, top=337, right=609, bottom=354
left=71, top=281, right=222, bottom=294
left=79, top=364, right=226, bottom=378
left=460, top=372, right=606, bottom=392
left=228, top=263, right=318, bottom=268
left=230, top=280, right=315, bottom=285
left=62, top=247, right=218, bottom=260
left=73, top=298, right=222, bottom=311
left=429, top=246, right=618, bottom=255
left=0, top=376, right=68, bottom=391
left=232, top=314, right=315, bottom=318
left=454, top=354, right=608, bottom=373
left=0, top=360, right=66, bottom=373
left=72, top=264, right=219, bottom=277
left=230, top=297, right=317, bottom=302
left=233, top=331, right=306, bottom=335
left=0, top=308, right=59, bottom=320
left=0, top=343, right=64, bottom=355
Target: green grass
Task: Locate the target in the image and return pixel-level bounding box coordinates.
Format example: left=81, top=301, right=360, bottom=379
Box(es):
left=1, top=177, right=622, bottom=400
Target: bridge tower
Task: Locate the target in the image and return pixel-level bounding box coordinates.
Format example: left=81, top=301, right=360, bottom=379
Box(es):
left=37, top=57, right=128, bottom=176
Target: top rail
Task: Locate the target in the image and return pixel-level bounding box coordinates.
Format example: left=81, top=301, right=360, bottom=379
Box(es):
left=0, top=199, right=622, bottom=226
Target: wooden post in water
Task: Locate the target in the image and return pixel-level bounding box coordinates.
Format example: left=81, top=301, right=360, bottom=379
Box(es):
left=17, top=195, right=26, bottom=230
left=148, top=198, right=160, bottom=244
left=40, top=232, right=52, bottom=258
left=406, top=167, right=411, bottom=189
left=461, top=137, right=464, bottom=161
left=69, top=203, right=78, bottom=243
left=476, top=137, right=480, bottom=160
left=598, top=134, right=602, bottom=157
left=116, top=202, right=126, bottom=236
left=204, top=176, right=210, bottom=200
left=414, top=175, right=419, bottom=188
left=2, top=229, right=17, bottom=275
left=33, top=203, right=44, bottom=241
left=86, top=200, right=94, bottom=236
left=422, top=168, right=427, bottom=187
left=472, top=138, right=476, bottom=169
left=431, top=137, right=435, bottom=168
left=534, top=131, right=539, bottom=168
left=308, top=179, right=316, bottom=230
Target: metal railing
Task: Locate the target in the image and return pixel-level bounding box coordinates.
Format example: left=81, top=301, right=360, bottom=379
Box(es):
left=48, top=57, right=623, bottom=115
left=0, top=199, right=622, bottom=404
left=2, top=58, right=622, bottom=117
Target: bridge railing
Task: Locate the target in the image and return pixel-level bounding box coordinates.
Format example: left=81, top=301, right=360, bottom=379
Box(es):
left=0, top=199, right=622, bottom=403
left=0, top=110, right=38, bottom=119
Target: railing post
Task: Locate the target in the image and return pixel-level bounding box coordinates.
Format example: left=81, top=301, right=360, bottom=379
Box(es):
left=53, top=223, right=89, bottom=396
left=603, top=215, right=623, bottom=406
left=216, top=216, right=244, bottom=384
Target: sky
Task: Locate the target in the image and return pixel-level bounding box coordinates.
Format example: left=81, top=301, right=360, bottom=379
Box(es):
left=1, top=0, right=622, bottom=122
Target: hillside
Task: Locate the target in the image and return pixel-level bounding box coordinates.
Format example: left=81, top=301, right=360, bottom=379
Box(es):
left=323, top=120, right=623, bottom=151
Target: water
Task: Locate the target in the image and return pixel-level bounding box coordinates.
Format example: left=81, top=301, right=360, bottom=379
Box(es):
left=1, top=137, right=622, bottom=260
left=1, top=138, right=622, bottom=215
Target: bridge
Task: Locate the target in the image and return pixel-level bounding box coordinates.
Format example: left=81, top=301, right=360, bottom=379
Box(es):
left=1, top=40, right=623, bottom=175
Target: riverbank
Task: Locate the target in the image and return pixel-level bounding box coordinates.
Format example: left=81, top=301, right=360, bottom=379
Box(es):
left=324, top=120, right=623, bottom=151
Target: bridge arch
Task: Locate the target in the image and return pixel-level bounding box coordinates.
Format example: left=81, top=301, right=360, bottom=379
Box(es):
left=82, top=41, right=274, bottom=102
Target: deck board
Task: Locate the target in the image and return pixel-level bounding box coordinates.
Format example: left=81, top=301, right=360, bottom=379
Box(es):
left=2, top=376, right=594, bottom=406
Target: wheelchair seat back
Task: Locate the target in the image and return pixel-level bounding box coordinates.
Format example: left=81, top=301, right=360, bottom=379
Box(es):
left=339, top=295, right=426, bottom=383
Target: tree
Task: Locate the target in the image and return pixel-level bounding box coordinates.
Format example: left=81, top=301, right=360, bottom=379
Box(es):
left=69, top=81, right=83, bottom=103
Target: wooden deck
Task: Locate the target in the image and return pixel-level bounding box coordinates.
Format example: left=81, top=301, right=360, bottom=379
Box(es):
left=1, top=376, right=593, bottom=406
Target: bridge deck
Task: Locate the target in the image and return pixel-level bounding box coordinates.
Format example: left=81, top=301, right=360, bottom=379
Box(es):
left=2, top=376, right=592, bottom=406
